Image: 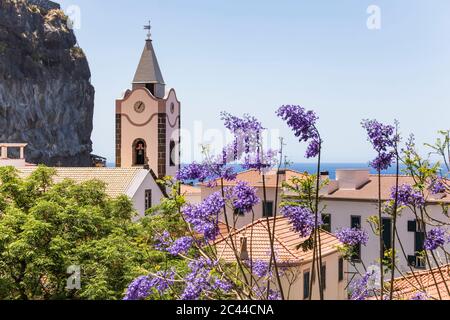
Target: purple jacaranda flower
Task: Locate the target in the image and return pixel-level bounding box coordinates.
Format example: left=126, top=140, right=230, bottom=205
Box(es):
left=242, top=149, right=279, bottom=172
left=220, top=112, right=263, bottom=161
left=181, top=258, right=215, bottom=300
left=281, top=205, right=319, bottom=238
left=361, top=119, right=396, bottom=153
left=335, top=228, right=369, bottom=246
left=393, top=184, right=425, bottom=208
left=410, top=292, right=429, bottom=300
left=123, top=276, right=153, bottom=300
left=181, top=258, right=231, bottom=300
left=276, top=105, right=321, bottom=158
left=252, top=286, right=282, bottom=301
left=123, top=270, right=175, bottom=300
left=424, top=228, right=448, bottom=251
left=210, top=163, right=237, bottom=181
left=429, top=178, right=446, bottom=195
left=221, top=112, right=264, bottom=134
left=148, top=269, right=176, bottom=294
left=177, top=162, right=237, bottom=184
left=349, top=270, right=377, bottom=300
left=212, top=279, right=233, bottom=292
left=167, top=237, right=194, bottom=256
left=176, top=163, right=210, bottom=183
left=221, top=112, right=279, bottom=172
left=370, top=151, right=395, bottom=171
left=154, top=230, right=171, bottom=251
left=182, top=192, right=225, bottom=241
left=362, top=119, right=396, bottom=171
left=249, top=260, right=271, bottom=278
left=305, top=138, right=321, bottom=159
left=227, top=181, right=260, bottom=214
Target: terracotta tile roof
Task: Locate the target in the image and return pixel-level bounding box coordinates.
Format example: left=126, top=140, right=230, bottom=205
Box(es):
left=17, top=167, right=147, bottom=198
left=323, top=175, right=450, bottom=204
left=214, top=217, right=342, bottom=265
left=180, top=184, right=201, bottom=195
left=390, top=264, right=450, bottom=300
left=218, top=221, right=235, bottom=239
left=207, top=169, right=308, bottom=188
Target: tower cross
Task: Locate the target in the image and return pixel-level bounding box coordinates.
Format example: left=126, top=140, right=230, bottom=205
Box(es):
left=144, top=21, right=152, bottom=40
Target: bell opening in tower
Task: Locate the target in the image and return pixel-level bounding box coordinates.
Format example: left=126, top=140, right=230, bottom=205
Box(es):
left=133, top=139, right=147, bottom=166
left=145, top=83, right=155, bottom=96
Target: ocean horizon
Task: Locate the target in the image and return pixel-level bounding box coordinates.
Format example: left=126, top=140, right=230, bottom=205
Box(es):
left=106, top=162, right=447, bottom=180
left=221, top=163, right=404, bottom=180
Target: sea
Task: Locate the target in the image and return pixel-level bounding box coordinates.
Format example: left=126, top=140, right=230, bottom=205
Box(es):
left=107, top=163, right=447, bottom=180
left=224, top=163, right=403, bottom=180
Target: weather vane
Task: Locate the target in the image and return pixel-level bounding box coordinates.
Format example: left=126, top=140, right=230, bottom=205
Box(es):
left=144, top=21, right=152, bottom=40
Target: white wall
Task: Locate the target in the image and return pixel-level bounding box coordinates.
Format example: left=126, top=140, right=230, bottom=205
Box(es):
left=131, top=173, right=165, bottom=219
left=283, top=253, right=348, bottom=300
left=240, top=252, right=348, bottom=300
left=202, top=184, right=450, bottom=278
left=201, top=185, right=278, bottom=229
left=322, top=199, right=450, bottom=277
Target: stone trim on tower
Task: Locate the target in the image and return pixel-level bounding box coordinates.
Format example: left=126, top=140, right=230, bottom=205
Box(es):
left=115, top=114, right=122, bottom=167
left=158, top=113, right=166, bottom=178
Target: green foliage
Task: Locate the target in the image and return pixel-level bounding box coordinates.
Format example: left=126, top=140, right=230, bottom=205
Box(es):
left=336, top=244, right=359, bottom=262
left=425, top=130, right=450, bottom=171
left=0, top=166, right=164, bottom=300
left=367, top=215, right=380, bottom=236
left=382, top=249, right=398, bottom=272
left=281, top=173, right=329, bottom=216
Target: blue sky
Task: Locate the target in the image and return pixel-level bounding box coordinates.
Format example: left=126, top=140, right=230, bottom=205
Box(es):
left=57, top=0, right=450, bottom=163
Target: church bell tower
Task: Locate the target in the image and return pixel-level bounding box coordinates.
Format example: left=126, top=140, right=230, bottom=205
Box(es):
left=115, top=22, right=180, bottom=179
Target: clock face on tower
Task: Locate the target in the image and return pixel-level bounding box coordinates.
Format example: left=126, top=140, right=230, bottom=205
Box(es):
left=134, top=101, right=146, bottom=113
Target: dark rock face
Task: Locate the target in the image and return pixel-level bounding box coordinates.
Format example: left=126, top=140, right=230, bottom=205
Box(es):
left=0, top=0, right=95, bottom=166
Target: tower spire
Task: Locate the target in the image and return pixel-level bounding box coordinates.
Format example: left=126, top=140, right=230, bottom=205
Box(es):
left=144, top=21, right=152, bottom=41
left=132, top=21, right=165, bottom=98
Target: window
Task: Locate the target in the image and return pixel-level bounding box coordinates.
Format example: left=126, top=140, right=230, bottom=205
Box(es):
left=382, top=218, right=392, bottom=251
left=408, top=220, right=426, bottom=269
left=145, top=189, right=152, bottom=211
left=321, top=264, right=327, bottom=290
left=263, top=201, right=274, bottom=218
left=322, top=214, right=331, bottom=232
left=169, top=140, right=176, bottom=167
left=338, top=258, right=344, bottom=282
left=351, top=216, right=362, bottom=261
left=303, top=271, right=310, bottom=299
left=351, top=216, right=361, bottom=229
left=407, top=220, right=417, bottom=232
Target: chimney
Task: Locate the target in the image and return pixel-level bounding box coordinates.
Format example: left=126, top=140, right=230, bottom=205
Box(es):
left=0, top=143, right=29, bottom=168
left=335, top=169, right=370, bottom=190
left=239, top=237, right=249, bottom=261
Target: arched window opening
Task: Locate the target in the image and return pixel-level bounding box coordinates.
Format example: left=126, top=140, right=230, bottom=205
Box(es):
left=133, top=139, right=147, bottom=166
left=169, top=139, right=176, bottom=167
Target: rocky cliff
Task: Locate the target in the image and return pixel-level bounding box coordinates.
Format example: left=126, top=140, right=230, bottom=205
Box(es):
left=0, top=0, right=94, bottom=166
